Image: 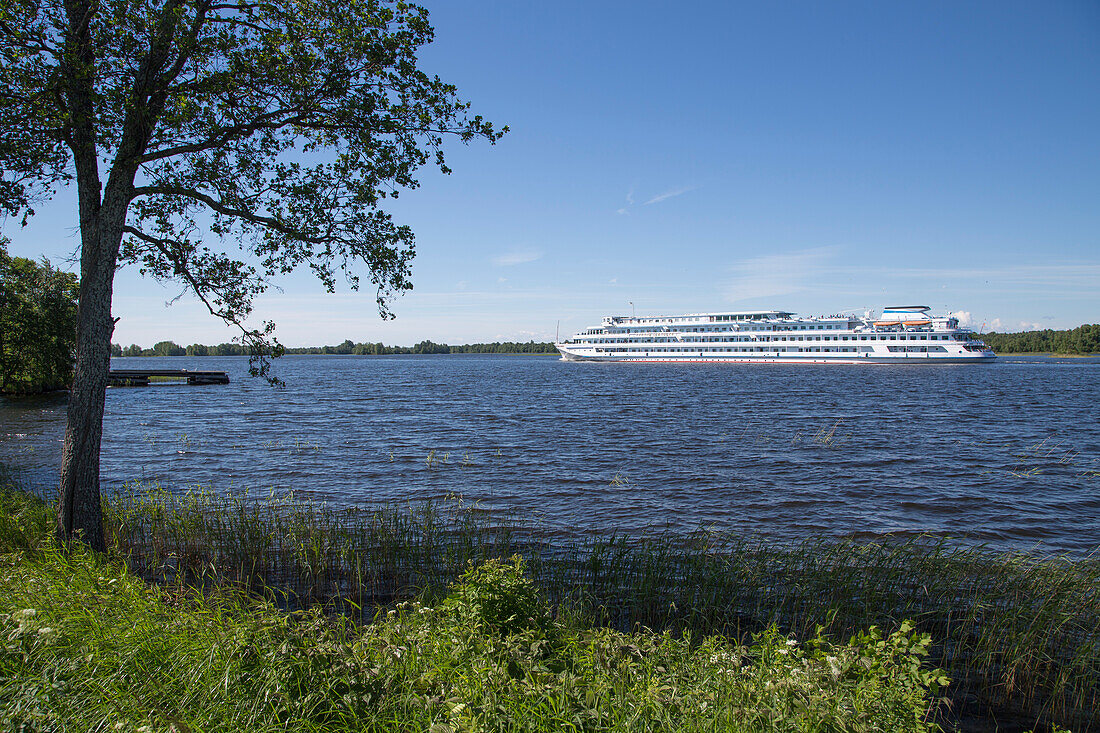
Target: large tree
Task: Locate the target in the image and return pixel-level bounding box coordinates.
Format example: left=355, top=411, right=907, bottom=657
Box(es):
left=0, top=0, right=504, bottom=550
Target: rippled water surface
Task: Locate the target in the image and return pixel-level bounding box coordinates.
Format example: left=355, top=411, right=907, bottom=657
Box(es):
left=3, top=354, right=1098, bottom=552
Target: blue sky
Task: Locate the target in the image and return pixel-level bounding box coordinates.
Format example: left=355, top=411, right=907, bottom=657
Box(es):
left=6, top=0, right=1099, bottom=346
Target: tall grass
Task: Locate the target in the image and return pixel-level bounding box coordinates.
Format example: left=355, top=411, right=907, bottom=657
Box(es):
left=100, top=484, right=1100, bottom=731
left=0, top=535, right=950, bottom=732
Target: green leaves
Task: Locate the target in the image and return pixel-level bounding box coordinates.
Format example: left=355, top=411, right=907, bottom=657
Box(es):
left=440, top=556, right=552, bottom=637
left=2, top=0, right=504, bottom=356
left=0, top=239, right=79, bottom=394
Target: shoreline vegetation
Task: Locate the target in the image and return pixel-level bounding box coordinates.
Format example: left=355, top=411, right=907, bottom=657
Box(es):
left=105, top=324, right=1100, bottom=360
left=1, top=471, right=1096, bottom=731
left=982, top=325, right=1099, bottom=356
left=111, top=339, right=558, bottom=357
left=0, top=244, right=79, bottom=395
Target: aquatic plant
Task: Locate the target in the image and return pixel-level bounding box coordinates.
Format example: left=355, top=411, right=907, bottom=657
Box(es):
left=0, top=477, right=1094, bottom=730
left=88, top=484, right=1100, bottom=730
left=0, top=533, right=946, bottom=732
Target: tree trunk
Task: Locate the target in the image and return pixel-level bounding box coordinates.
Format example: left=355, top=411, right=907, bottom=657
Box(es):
left=56, top=209, right=124, bottom=552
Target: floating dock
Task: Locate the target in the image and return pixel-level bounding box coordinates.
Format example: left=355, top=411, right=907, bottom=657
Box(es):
left=107, top=369, right=230, bottom=386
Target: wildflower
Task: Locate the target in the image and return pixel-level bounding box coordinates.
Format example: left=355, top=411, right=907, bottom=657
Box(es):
left=786, top=638, right=798, bottom=647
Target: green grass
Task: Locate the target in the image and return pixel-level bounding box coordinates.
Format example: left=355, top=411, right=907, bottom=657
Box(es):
left=1, top=479, right=1096, bottom=730
left=101, top=485, right=1100, bottom=731
left=0, top=489, right=953, bottom=732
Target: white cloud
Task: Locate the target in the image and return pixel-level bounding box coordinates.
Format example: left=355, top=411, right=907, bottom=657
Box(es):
left=616, top=187, right=636, bottom=214
left=492, top=248, right=543, bottom=267
left=609, top=277, right=618, bottom=285
left=986, top=318, right=1049, bottom=333
left=949, top=310, right=972, bottom=326
left=724, top=246, right=840, bottom=303
left=644, top=186, right=696, bottom=206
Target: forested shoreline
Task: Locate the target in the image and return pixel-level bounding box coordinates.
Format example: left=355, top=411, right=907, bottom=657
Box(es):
left=111, top=339, right=557, bottom=357
left=110, top=325, right=1100, bottom=359
left=982, top=324, right=1099, bottom=355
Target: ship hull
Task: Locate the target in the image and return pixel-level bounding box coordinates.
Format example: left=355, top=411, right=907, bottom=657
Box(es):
left=555, top=346, right=995, bottom=364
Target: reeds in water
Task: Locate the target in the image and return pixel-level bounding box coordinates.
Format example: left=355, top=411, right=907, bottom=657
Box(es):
left=101, top=484, right=1100, bottom=731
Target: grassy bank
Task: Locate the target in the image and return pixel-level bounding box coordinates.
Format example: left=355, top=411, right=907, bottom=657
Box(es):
left=0, top=488, right=952, bottom=732
left=2, top=480, right=1097, bottom=730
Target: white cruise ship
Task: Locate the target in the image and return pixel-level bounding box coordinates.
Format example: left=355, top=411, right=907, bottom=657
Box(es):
left=556, top=306, right=995, bottom=363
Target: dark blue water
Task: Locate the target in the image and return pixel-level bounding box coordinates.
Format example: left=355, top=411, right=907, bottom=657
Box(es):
left=2, top=354, right=1098, bottom=553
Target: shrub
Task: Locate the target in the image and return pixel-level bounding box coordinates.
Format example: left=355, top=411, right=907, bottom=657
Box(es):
left=440, top=555, right=550, bottom=636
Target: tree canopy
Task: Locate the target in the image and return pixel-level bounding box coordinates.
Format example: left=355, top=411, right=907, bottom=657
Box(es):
left=1, top=0, right=503, bottom=346
left=0, top=238, right=79, bottom=394
left=983, top=325, right=1100, bottom=355
left=0, top=0, right=505, bottom=549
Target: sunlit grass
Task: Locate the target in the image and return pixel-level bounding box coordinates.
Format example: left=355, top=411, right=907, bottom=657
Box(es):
left=93, top=484, right=1100, bottom=730
left=0, top=476, right=1095, bottom=730
left=0, top=535, right=949, bottom=732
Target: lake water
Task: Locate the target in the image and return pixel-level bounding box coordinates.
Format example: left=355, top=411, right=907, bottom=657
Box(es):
left=2, top=354, right=1098, bottom=553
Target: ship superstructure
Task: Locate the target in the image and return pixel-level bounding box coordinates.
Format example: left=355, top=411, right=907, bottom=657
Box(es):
left=555, top=306, right=995, bottom=363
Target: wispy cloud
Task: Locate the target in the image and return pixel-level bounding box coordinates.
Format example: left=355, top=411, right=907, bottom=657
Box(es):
left=616, top=187, right=636, bottom=215
left=724, top=246, right=841, bottom=302
left=644, top=186, right=696, bottom=206
left=492, top=248, right=543, bottom=267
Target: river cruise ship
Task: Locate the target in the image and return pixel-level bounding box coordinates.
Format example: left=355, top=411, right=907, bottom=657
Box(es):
left=556, top=306, right=995, bottom=363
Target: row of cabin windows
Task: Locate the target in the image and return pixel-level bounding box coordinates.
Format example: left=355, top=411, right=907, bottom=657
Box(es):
left=587, top=329, right=958, bottom=339
left=629, top=315, right=783, bottom=324
left=597, top=347, right=869, bottom=354
left=578, top=334, right=961, bottom=344
left=887, top=346, right=949, bottom=353
left=610, top=322, right=856, bottom=332
left=621, top=323, right=847, bottom=332
left=604, top=329, right=970, bottom=342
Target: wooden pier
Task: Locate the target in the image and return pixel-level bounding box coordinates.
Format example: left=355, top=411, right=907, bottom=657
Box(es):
left=107, top=369, right=230, bottom=386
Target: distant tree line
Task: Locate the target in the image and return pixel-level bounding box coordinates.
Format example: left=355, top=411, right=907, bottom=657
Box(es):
left=111, top=328, right=1100, bottom=358
left=983, top=325, right=1099, bottom=355
left=112, top=339, right=557, bottom=357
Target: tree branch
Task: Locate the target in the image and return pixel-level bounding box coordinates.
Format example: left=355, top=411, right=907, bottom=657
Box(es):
left=138, top=108, right=308, bottom=162
left=131, top=183, right=328, bottom=243
left=122, top=224, right=282, bottom=381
